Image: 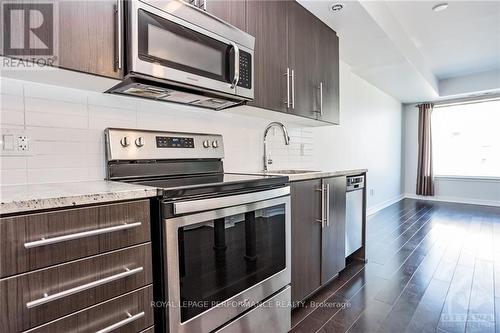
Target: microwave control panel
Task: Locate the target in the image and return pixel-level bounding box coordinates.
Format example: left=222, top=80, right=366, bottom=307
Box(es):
left=237, top=51, right=252, bottom=89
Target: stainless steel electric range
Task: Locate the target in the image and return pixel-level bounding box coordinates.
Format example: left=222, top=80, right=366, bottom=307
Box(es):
left=105, top=128, right=291, bottom=333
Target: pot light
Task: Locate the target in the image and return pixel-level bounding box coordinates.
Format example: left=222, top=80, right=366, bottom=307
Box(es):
left=330, top=3, right=343, bottom=12
left=432, top=3, right=448, bottom=12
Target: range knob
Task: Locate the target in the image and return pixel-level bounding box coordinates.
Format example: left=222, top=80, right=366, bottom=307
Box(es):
left=203, top=140, right=210, bottom=148
left=212, top=140, right=219, bottom=148
left=135, top=137, right=145, bottom=147
left=120, top=136, right=130, bottom=147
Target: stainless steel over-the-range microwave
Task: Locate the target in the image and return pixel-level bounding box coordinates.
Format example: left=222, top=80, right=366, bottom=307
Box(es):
left=108, top=0, right=255, bottom=110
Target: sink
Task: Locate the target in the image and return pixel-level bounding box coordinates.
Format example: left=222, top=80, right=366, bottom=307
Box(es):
left=266, top=170, right=320, bottom=174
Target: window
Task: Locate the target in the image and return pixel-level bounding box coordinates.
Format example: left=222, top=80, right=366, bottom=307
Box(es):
left=432, top=99, right=500, bottom=178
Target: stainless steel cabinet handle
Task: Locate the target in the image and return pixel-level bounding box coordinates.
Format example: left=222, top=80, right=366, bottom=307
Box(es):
left=319, top=82, right=323, bottom=116
left=116, top=0, right=123, bottom=70
left=24, top=222, right=142, bottom=249
left=283, top=68, right=290, bottom=108
left=315, top=186, right=325, bottom=228
left=95, top=311, right=145, bottom=333
left=26, top=267, right=143, bottom=309
left=325, top=183, right=330, bottom=226
left=230, top=41, right=240, bottom=89
left=291, top=69, right=295, bottom=109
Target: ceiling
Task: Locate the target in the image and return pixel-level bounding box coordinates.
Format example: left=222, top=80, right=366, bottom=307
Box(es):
left=298, top=0, right=500, bottom=103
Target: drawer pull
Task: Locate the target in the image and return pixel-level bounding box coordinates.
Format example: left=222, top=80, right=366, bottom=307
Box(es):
left=95, top=311, right=145, bottom=333
left=24, top=222, right=142, bottom=249
left=26, top=266, right=143, bottom=308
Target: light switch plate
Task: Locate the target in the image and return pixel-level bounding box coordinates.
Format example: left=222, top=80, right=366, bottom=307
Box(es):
left=0, top=129, right=33, bottom=156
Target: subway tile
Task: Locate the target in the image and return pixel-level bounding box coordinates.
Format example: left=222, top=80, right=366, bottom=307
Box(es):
left=26, top=111, right=88, bottom=129
left=25, top=97, right=87, bottom=116
left=88, top=92, right=137, bottom=110
left=0, top=156, right=27, bottom=169
left=1, top=94, right=24, bottom=111
left=26, top=154, right=103, bottom=169
left=88, top=105, right=136, bottom=121
left=88, top=116, right=137, bottom=130
left=0, top=78, right=24, bottom=96
left=27, top=127, right=102, bottom=142
left=0, top=109, right=24, bottom=125
left=33, top=140, right=102, bottom=155
left=0, top=169, right=27, bottom=185
left=24, top=82, right=87, bottom=104
left=26, top=167, right=89, bottom=184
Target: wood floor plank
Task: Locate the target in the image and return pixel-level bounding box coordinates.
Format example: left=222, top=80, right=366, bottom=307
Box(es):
left=437, top=264, right=475, bottom=333
left=466, top=260, right=495, bottom=333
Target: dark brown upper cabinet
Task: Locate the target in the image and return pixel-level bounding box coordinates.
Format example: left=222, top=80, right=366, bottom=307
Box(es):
left=1, top=0, right=123, bottom=79
left=246, top=0, right=289, bottom=113
left=245, top=1, right=340, bottom=124
left=204, top=0, right=247, bottom=31
left=58, top=0, right=123, bottom=79
left=315, top=19, right=340, bottom=124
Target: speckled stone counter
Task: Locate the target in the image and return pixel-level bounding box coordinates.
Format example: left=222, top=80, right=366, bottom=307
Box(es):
left=262, top=169, right=368, bottom=182
left=0, top=181, right=159, bottom=215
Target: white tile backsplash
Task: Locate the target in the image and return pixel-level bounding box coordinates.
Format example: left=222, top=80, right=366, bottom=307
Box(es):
left=0, top=78, right=313, bottom=185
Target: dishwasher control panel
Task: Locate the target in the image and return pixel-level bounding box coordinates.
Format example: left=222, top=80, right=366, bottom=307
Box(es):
left=346, top=175, right=365, bottom=191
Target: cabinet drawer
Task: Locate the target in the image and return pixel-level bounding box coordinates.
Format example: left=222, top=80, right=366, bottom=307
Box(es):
left=25, top=285, right=154, bottom=333
left=0, top=200, right=150, bottom=277
left=0, top=243, right=152, bottom=332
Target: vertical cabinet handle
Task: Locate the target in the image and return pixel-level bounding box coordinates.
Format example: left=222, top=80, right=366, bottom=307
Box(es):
left=95, top=311, right=145, bottom=333
left=116, top=0, right=123, bottom=70
left=283, top=68, right=290, bottom=109
left=325, top=183, right=330, bottom=226
left=291, top=69, right=295, bottom=109
left=202, top=0, right=207, bottom=11
left=315, top=185, right=325, bottom=228
left=319, top=82, right=323, bottom=116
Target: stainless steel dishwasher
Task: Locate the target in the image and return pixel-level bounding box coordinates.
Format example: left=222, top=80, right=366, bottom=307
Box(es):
left=345, top=175, right=365, bottom=258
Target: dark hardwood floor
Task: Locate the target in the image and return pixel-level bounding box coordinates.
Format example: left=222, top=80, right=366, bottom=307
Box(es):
left=291, top=198, right=500, bottom=333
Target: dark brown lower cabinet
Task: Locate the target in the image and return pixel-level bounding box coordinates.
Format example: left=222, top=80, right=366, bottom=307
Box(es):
left=291, top=179, right=323, bottom=303
left=291, top=176, right=346, bottom=303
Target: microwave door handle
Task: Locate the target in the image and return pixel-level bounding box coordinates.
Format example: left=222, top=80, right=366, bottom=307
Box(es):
left=229, top=42, right=240, bottom=89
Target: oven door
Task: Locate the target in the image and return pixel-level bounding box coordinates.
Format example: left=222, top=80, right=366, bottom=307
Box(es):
left=128, top=0, right=252, bottom=98
left=164, top=190, right=291, bottom=333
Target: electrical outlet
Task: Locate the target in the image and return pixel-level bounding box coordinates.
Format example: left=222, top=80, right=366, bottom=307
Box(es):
left=1, top=130, right=32, bottom=155
left=300, top=143, right=305, bottom=156
left=370, top=189, right=375, bottom=196
left=18, top=135, right=29, bottom=151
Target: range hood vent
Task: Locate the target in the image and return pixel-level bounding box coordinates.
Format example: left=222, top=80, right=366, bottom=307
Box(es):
left=106, top=74, right=245, bottom=111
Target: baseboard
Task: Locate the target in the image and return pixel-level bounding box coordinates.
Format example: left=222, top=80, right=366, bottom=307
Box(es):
left=367, top=194, right=405, bottom=216
left=404, top=193, right=500, bottom=208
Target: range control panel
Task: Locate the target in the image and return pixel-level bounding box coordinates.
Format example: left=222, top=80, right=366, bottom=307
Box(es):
left=156, top=136, right=194, bottom=148
left=237, top=50, right=252, bottom=89
left=105, top=128, right=224, bottom=161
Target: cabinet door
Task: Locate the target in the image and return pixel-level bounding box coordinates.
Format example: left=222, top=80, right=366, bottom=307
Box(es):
left=321, top=176, right=346, bottom=283
left=58, top=0, right=123, bottom=79
left=287, top=1, right=319, bottom=118
left=291, top=179, right=323, bottom=303
left=246, top=0, right=289, bottom=113
left=315, top=20, right=340, bottom=124
left=205, top=0, right=246, bottom=31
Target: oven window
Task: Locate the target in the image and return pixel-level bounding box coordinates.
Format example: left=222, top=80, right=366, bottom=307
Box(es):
left=178, top=204, right=286, bottom=322
left=138, top=9, right=231, bottom=83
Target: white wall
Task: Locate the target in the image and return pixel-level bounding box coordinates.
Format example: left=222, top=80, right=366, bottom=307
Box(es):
left=312, top=63, right=404, bottom=212
left=403, top=104, right=500, bottom=206
left=0, top=61, right=404, bottom=211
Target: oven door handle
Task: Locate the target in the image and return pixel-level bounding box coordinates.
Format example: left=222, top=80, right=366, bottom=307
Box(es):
left=173, top=187, right=290, bottom=215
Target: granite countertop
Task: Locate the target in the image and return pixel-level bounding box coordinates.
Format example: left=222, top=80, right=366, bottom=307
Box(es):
left=0, top=181, right=159, bottom=215
left=262, top=169, right=368, bottom=182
